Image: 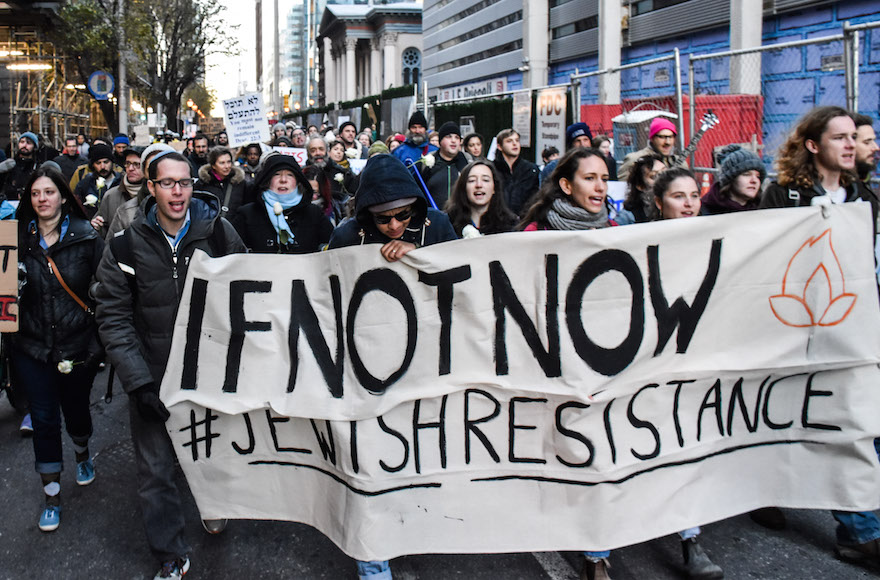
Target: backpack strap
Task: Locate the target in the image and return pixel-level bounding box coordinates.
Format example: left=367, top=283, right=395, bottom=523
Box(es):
left=787, top=189, right=801, bottom=205
left=109, top=229, right=138, bottom=300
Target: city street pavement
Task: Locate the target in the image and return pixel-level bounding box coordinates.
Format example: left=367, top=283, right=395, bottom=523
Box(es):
left=1, top=367, right=878, bottom=580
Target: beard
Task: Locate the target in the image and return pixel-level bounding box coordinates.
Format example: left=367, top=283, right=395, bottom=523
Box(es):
left=408, top=131, right=426, bottom=146
left=310, top=156, right=326, bottom=168
left=856, top=159, right=876, bottom=179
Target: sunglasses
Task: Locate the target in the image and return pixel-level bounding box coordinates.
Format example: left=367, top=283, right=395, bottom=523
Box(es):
left=374, top=207, right=414, bottom=225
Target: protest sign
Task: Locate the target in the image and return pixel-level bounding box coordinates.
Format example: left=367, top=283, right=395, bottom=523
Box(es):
left=161, top=204, right=880, bottom=560
left=535, top=87, right=567, bottom=164
left=513, top=91, right=532, bottom=147
left=272, top=146, right=308, bottom=168
left=223, top=93, right=270, bottom=147
left=0, top=220, right=18, bottom=332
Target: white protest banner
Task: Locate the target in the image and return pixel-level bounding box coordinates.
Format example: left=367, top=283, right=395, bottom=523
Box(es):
left=513, top=91, right=532, bottom=147
left=535, top=87, right=567, bottom=163
left=0, top=220, right=18, bottom=332
left=272, top=146, right=308, bottom=168
left=223, top=92, right=270, bottom=147
left=161, top=204, right=880, bottom=560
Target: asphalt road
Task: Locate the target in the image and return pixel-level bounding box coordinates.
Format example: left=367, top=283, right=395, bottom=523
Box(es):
left=0, top=368, right=877, bottom=579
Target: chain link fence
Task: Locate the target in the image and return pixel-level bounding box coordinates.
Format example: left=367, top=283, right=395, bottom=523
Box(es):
left=571, top=51, right=684, bottom=164
left=688, top=34, right=847, bottom=177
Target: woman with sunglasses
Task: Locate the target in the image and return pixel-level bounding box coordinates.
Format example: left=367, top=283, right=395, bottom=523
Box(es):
left=232, top=153, right=333, bottom=253
left=12, top=167, right=104, bottom=532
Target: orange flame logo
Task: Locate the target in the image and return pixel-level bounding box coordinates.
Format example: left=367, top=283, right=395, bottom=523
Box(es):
left=769, top=229, right=857, bottom=327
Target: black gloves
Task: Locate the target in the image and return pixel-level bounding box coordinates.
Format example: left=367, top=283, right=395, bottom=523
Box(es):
left=132, top=383, right=170, bottom=423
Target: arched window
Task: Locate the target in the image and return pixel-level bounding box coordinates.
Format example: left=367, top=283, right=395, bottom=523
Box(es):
left=402, top=47, right=421, bottom=87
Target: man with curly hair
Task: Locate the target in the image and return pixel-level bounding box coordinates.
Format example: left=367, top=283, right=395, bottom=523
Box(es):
left=760, top=106, right=878, bottom=226
left=759, top=105, right=880, bottom=568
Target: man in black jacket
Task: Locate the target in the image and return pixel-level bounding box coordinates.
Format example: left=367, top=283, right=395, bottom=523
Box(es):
left=422, top=121, right=468, bottom=209
left=52, top=136, right=88, bottom=182
left=96, top=151, right=246, bottom=580
left=492, top=128, right=539, bottom=217
left=187, top=133, right=209, bottom=178
left=0, top=132, right=40, bottom=201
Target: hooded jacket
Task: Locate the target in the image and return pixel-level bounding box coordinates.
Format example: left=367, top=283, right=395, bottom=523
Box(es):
left=328, top=154, right=457, bottom=249
left=198, top=164, right=251, bottom=221
left=95, top=190, right=246, bottom=393
left=231, top=155, right=333, bottom=253
left=14, top=213, right=104, bottom=363
left=422, top=150, right=468, bottom=209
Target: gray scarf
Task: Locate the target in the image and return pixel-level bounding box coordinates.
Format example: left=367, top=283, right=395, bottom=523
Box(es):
left=546, top=197, right=611, bottom=231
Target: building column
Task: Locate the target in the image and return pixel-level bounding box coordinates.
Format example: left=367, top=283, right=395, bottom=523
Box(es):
left=345, top=38, right=357, bottom=101
left=370, top=37, right=382, bottom=95
left=730, top=0, right=762, bottom=94
left=522, top=0, right=548, bottom=88
left=335, top=42, right=344, bottom=104
left=323, top=37, right=334, bottom=104
left=382, top=32, right=398, bottom=89
left=598, top=0, right=621, bottom=104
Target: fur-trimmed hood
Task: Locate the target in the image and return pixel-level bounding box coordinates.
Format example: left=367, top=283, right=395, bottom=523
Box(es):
left=198, top=163, right=245, bottom=186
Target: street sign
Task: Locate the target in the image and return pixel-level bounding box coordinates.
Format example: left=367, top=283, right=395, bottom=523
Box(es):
left=88, top=70, right=115, bottom=101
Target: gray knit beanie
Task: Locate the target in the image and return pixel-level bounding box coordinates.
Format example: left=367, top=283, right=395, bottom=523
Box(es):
left=718, top=145, right=766, bottom=187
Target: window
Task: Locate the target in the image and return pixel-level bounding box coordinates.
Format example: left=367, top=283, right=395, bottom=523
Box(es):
left=402, top=48, right=421, bottom=86
left=551, top=15, right=598, bottom=39
left=631, top=0, right=690, bottom=16
left=432, top=11, right=522, bottom=53
left=436, top=40, right=523, bottom=72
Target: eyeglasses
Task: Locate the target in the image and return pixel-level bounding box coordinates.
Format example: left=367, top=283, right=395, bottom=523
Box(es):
left=124, top=161, right=142, bottom=169
left=152, top=178, right=194, bottom=190
left=374, top=207, right=414, bottom=225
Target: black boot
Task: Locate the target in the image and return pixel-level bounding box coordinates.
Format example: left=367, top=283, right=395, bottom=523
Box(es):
left=682, top=537, right=723, bottom=579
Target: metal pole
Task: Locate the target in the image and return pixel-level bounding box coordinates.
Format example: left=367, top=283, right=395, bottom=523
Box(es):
left=118, top=0, right=128, bottom=135
left=844, top=21, right=855, bottom=111
left=673, top=48, right=685, bottom=161
left=852, top=25, right=860, bottom=112
left=688, top=56, right=696, bottom=168
left=571, top=67, right=581, bottom=122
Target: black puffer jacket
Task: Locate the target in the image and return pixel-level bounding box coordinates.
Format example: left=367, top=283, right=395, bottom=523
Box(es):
left=95, top=190, right=246, bottom=393
left=492, top=155, right=539, bottom=217
left=14, top=214, right=104, bottom=363
left=232, top=194, right=333, bottom=254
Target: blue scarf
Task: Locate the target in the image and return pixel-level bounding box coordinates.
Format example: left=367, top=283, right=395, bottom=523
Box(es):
left=262, top=189, right=301, bottom=244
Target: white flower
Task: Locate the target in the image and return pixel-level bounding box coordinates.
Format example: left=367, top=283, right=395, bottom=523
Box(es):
left=345, top=147, right=359, bottom=159
left=461, top=224, right=482, bottom=239
left=334, top=173, right=345, bottom=184
left=84, top=194, right=98, bottom=207
left=273, top=202, right=283, bottom=216
left=422, top=154, right=435, bottom=168
left=95, top=176, right=106, bottom=189
left=324, top=131, right=336, bottom=143
left=57, top=360, right=73, bottom=374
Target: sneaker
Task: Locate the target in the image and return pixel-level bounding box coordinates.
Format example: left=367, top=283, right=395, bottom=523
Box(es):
left=836, top=537, right=880, bottom=564
left=682, top=537, right=724, bottom=579
left=201, top=518, right=228, bottom=534
left=748, top=507, right=786, bottom=530
left=19, top=413, right=33, bottom=437
left=38, top=505, right=60, bottom=532
left=580, top=557, right=612, bottom=580
left=153, top=556, right=190, bottom=580
left=75, top=459, right=95, bottom=486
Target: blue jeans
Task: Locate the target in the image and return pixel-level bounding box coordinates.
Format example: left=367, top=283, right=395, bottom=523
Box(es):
left=583, top=527, right=701, bottom=560
left=12, top=349, right=96, bottom=474
left=357, top=560, right=392, bottom=580
left=129, top=395, right=191, bottom=563
left=832, top=438, right=880, bottom=545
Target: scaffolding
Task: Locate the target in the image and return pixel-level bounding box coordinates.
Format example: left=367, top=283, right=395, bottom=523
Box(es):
left=1, top=25, right=106, bottom=151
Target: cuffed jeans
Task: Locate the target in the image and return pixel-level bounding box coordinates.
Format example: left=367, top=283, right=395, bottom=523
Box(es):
left=357, top=560, right=392, bottom=580
left=129, top=395, right=191, bottom=563
left=832, top=438, right=880, bottom=545
left=584, top=527, right=701, bottom=560
left=12, top=348, right=95, bottom=474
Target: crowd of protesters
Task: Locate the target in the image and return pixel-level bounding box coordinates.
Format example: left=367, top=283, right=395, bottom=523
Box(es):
left=0, top=103, right=878, bottom=580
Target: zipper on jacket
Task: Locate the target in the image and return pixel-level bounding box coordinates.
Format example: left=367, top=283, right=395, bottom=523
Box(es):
left=171, top=249, right=178, bottom=279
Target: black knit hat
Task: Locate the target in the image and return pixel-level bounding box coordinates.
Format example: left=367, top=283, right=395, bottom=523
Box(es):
left=89, top=143, right=113, bottom=164
left=408, top=111, right=428, bottom=129
left=718, top=145, right=766, bottom=187
left=438, top=121, right=460, bottom=141
left=339, top=121, right=357, bottom=134
left=254, top=153, right=307, bottom=192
